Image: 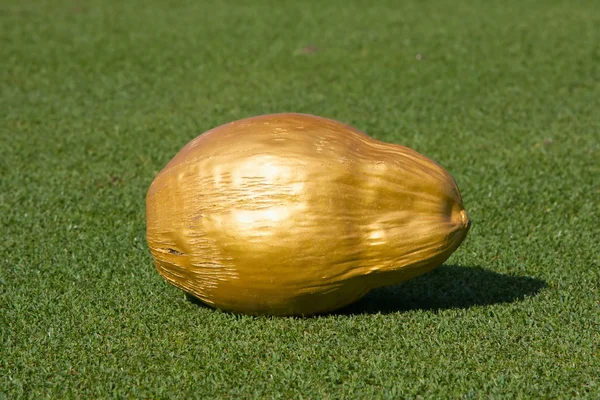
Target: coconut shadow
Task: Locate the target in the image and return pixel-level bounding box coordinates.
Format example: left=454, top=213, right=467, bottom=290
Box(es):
left=335, top=264, right=547, bottom=315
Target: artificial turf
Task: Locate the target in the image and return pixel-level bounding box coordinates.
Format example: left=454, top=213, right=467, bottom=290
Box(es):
left=1, top=0, right=598, bottom=398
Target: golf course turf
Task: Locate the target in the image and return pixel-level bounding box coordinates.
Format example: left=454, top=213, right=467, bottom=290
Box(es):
left=1, top=0, right=598, bottom=398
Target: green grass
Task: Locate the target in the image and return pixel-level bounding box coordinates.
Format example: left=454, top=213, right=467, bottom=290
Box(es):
left=1, top=0, right=599, bottom=398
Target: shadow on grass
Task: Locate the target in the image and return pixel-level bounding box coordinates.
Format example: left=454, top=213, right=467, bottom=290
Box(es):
left=336, top=264, right=547, bottom=315
left=186, top=265, right=547, bottom=316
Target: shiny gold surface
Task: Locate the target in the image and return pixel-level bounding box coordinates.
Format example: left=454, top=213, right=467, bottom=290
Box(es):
left=146, top=113, right=471, bottom=316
